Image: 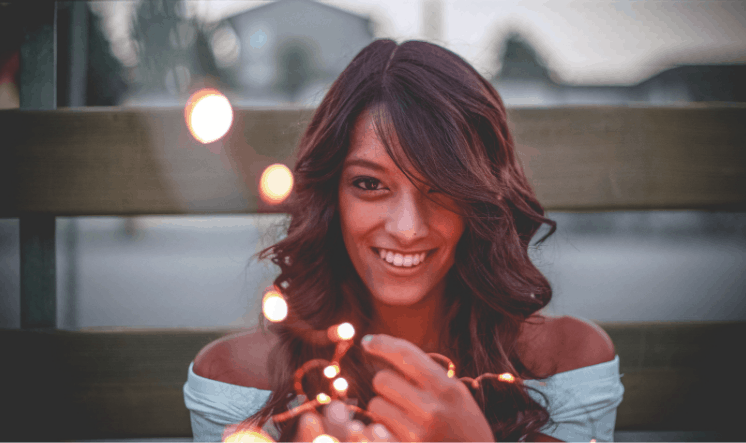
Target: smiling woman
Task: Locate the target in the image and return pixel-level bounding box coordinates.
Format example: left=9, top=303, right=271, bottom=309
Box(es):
left=184, top=38, right=622, bottom=443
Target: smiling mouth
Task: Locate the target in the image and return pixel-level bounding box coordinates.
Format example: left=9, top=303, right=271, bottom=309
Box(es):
left=371, top=247, right=437, bottom=268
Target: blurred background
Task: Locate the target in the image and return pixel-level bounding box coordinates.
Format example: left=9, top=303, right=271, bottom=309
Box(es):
left=1, top=0, right=745, bottom=329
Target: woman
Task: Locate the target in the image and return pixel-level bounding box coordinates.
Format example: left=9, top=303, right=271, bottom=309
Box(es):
left=184, top=39, right=623, bottom=442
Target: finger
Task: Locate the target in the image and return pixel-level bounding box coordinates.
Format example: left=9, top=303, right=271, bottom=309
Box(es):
left=295, top=411, right=324, bottom=442
left=362, top=423, right=396, bottom=442
left=322, top=400, right=352, bottom=439
left=371, top=369, right=431, bottom=419
left=367, top=395, right=423, bottom=442
left=362, top=334, right=449, bottom=391
left=345, top=420, right=368, bottom=442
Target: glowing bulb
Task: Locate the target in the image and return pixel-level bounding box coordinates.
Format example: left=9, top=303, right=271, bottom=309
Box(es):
left=316, top=393, right=331, bottom=404
left=590, top=440, right=597, bottom=443
left=313, top=435, right=338, bottom=443
left=498, top=373, right=515, bottom=383
left=447, top=368, right=455, bottom=378
left=185, top=88, right=233, bottom=144
left=324, top=364, right=340, bottom=378
left=223, top=430, right=274, bottom=443
left=259, top=163, right=293, bottom=204
left=337, top=322, right=355, bottom=340
left=333, top=377, right=348, bottom=392
left=262, top=289, right=287, bottom=322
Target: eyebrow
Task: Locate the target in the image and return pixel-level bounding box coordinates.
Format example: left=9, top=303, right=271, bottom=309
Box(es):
left=342, top=158, right=388, bottom=173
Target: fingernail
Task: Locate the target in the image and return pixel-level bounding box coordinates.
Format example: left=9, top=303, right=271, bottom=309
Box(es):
left=328, top=401, right=347, bottom=421
left=372, top=424, right=390, bottom=439
left=361, top=334, right=374, bottom=346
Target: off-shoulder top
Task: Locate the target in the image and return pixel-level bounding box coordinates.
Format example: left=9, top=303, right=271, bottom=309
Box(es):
left=183, top=354, right=624, bottom=442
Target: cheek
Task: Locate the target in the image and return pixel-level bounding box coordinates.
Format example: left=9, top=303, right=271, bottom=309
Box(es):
left=434, top=213, right=465, bottom=246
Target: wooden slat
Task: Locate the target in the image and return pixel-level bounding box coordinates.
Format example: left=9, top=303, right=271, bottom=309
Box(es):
left=1, top=328, right=232, bottom=441
left=604, top=321, right=746, bottom=431
left=1, top=322, right=743, bottom=440
left=507, top=105, right=746, bottom=211
left=1, top=106, right=744, bottom=217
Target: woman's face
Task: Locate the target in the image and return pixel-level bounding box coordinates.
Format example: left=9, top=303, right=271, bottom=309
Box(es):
left=338, top=111, right=465, bottom=309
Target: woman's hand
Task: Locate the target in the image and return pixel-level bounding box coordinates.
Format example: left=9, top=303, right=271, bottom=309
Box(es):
left=294, top=401, right=396, bottom=442
left=361, top=334, right=495, bottom=442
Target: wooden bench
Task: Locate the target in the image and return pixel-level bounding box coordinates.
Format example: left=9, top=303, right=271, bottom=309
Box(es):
left=1, top=105, right=745, bottom=441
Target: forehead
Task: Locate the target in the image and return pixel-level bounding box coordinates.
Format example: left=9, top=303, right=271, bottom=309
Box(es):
left=347, top=110, right=416, bottom=175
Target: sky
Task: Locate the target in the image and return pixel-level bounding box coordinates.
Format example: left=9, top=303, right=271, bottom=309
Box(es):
left=93, top=0, right=746, bottom=85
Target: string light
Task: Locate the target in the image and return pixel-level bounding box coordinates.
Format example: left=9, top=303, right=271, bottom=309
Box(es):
left=262, top=288, right=287, bottom=323
left=227, top=285, right=528, bottom=442
left=312, top=435, right=339, bottom=443
left=185, top=88, right=233, bottom=144
left=223, top=429, right=274, bottom=443
left=259, top=163, right=294, bottom=204
left=332, top=377, right=348, bottom=393
left=498, top=372, right=516, bottom=383
left=324, top=365, right=340, bottom=378
left=336, top=322, right=355, bottom=340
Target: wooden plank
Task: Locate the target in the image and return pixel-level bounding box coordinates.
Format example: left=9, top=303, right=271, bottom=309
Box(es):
left=1, top=322, right=743, bottom=440
left=0, top=108, right=313, bottom=217
left=604, top=321, right=746, bottom=430
left=19, top=214, right=56, bottom=328
left=507, top=106, right=746, bottom=211
left=1, top=106, right=744, bottom=217
left=1, top=328, right=232, bottom=441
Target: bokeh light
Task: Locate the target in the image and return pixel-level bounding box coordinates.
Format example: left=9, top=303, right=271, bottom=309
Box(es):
left=313, top=435, right=338, bottom=443
left=185, top=88, right=234, bottom=144
left=223, top=429, right=274, bottom=443
left=498, top=372, right=515, bottom=383
left=324, top=364, right=340, bottom=378
left=333, top=377, right=348, bottom=393
left=259, top=163, right=293, bottom=204
left=262, top=288, right=288, bottom=322
left=337, top=323, right=355, bottom=340
left=316, top=393, right=331, bottom=404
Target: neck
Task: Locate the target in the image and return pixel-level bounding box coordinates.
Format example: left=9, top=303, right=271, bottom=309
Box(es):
left=367, top=280, right=448, bottom=354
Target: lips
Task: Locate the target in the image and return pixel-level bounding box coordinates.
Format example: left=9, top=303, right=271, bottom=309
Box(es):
left=370, top=247, right=437, bottom=274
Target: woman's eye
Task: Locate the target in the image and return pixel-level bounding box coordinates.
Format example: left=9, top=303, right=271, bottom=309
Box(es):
left=352, top=177, right=384, bottom=192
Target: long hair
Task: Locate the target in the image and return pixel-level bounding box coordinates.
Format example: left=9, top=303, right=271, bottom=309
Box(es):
left=243, top=39, right=558, bottom=442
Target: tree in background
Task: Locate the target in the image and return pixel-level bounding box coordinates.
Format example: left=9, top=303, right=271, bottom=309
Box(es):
left=130, top=0, right=227, bottom=101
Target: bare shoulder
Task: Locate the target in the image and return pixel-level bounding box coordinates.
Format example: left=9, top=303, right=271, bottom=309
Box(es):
left=192, top=323, right=279, bottom=390
left=518, top=314, right=616, bottom=376
left=553, top=315, right=616, bottom=372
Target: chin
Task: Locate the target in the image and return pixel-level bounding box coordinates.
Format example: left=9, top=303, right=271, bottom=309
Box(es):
left=369, top=286, right=428, bottom=307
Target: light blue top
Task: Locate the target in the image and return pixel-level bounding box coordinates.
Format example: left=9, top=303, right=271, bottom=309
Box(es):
left=183, top=355, right=624, bottom=442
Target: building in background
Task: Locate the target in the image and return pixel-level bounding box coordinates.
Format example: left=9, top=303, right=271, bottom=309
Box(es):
left=491, top=31, right=746, bottom=106
left=224, top=0, right=375, bottom=106
left=122, top=0, right=375, bottom=107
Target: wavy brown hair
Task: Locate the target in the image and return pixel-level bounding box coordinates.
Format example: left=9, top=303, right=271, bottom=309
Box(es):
left=242, top=39, right=559, bottom=442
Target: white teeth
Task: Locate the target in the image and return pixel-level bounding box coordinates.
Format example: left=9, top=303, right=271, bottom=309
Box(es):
left=377, top=248, right=429, bottom=268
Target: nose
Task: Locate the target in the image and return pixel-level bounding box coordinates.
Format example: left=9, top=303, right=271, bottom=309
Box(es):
left=386, top=191, right=429, bottom=241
